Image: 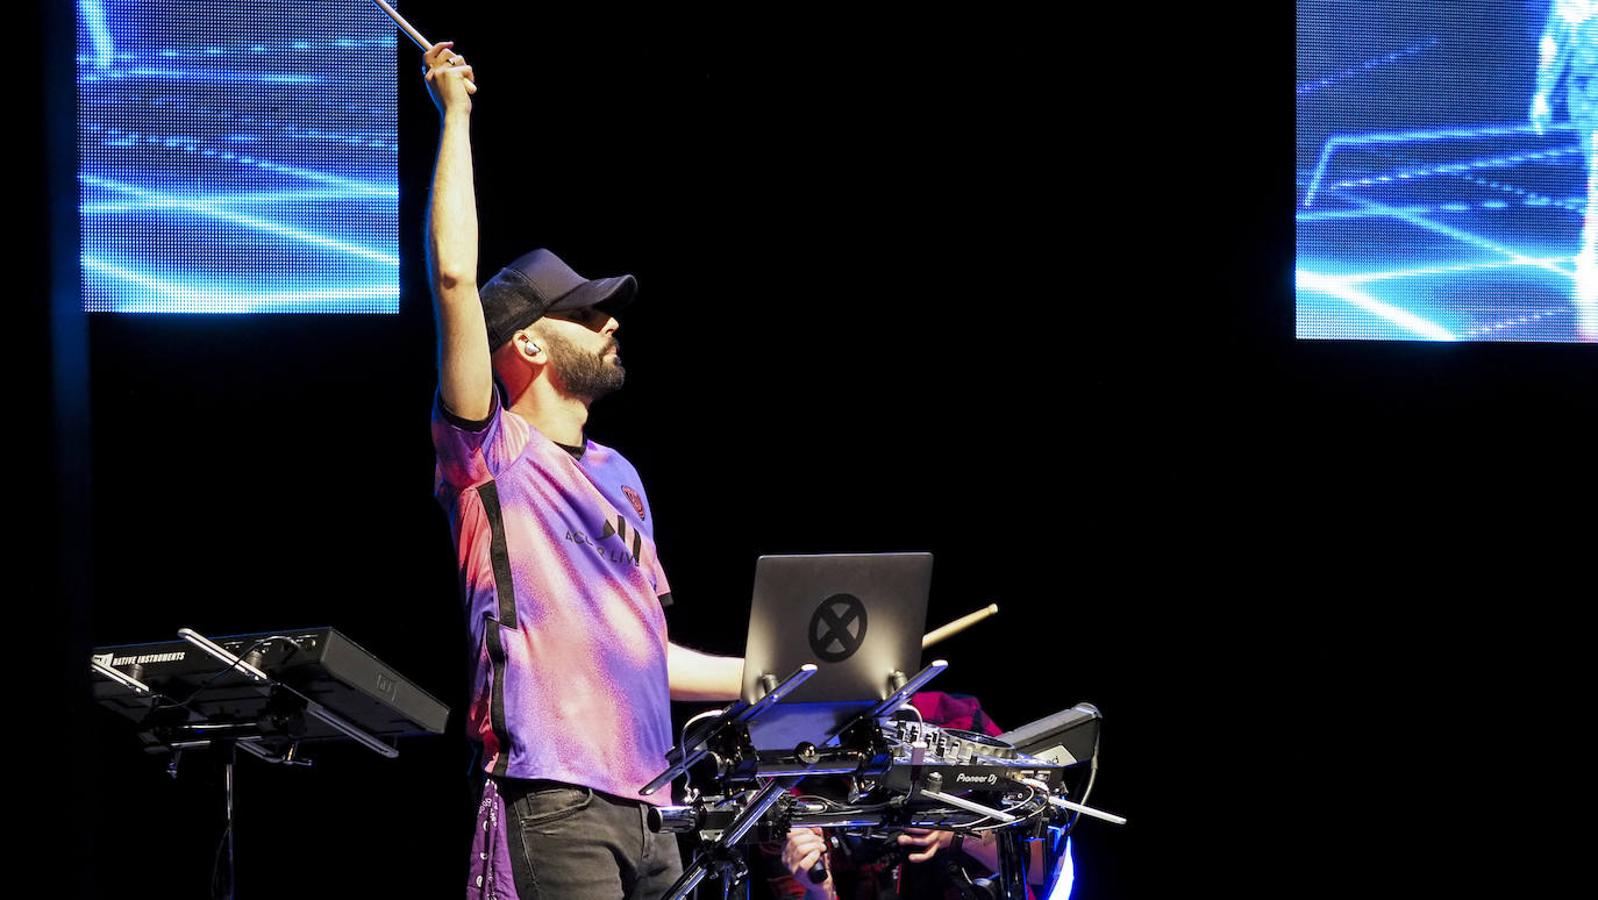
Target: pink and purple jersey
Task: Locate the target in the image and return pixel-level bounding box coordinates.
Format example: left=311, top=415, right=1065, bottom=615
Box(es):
left=433, top=391, right=675, bottom=804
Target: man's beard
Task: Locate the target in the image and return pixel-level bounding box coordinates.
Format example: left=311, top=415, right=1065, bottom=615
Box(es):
left=540, top=329, right=625, bottom=402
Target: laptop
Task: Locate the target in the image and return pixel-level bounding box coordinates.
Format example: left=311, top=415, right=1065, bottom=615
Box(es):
left=740, top=552, right=933, bottom=749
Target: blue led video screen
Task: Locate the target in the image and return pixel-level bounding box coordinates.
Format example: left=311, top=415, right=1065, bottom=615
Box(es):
left=1298, top=1, right=1598, bottom=342
left=77, top=1, right=398, bottom=313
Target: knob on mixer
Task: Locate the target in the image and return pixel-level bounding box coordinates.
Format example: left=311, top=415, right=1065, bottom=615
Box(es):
left=940, top=729, right=1017, bottom=760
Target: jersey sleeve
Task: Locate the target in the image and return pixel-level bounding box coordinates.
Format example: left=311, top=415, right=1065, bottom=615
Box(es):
left=431, top=389, right=529, bottom=492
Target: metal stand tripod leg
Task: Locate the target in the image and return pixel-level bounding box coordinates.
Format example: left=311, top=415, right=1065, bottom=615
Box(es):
left=996, top=829, right=1028, bottom=900
left=221, top=741, right=237, bottom=900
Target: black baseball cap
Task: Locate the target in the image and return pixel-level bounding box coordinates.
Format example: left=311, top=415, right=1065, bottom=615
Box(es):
left=479, top=248, right=637, bottom=349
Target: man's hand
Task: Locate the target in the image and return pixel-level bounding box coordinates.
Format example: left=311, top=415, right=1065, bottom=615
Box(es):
left=781, top=828, right=834, bottom=898
left=423, top=40, right=477, bottom=116
left=896, top=827, right=956, bottom=863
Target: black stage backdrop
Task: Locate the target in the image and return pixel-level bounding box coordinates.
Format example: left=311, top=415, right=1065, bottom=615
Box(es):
left=45, top=4, right=1595, bottom=899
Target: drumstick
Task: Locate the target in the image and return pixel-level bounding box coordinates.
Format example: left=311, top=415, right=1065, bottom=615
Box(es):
left=922, top=603, right=999, bottom=649
left=370, top=0, right=433, bottom=51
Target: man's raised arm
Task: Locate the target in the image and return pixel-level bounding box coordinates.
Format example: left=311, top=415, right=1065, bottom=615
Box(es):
left=423, top=41, right=493, bottom=421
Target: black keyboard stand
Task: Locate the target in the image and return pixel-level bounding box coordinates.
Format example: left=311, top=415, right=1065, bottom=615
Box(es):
left=91, top=627, right=441, bottom=899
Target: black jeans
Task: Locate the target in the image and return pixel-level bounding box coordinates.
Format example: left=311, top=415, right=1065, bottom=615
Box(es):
left=497, top=778, right=683, bottom=900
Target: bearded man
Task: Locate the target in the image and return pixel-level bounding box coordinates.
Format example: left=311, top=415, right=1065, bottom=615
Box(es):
left=421, top=39, right=744, bottom=900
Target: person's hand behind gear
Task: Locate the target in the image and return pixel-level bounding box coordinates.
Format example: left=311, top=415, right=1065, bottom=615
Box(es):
left=781, top=828, right=834, bottom=897
left=1531, top=91, right=1553, bottom=135
left=423, top=40, right=477, bottom=115
left=897, top=827, right=956, bottom=863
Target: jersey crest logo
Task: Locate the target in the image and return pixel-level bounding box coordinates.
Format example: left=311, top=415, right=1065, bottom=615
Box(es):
left=622, top=486, right=646, bottom=520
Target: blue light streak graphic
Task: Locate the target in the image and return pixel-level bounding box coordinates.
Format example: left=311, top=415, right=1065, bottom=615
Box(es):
left=1320, top=145, right=1580, bottom=196
left=1299, top=183, right=1584, bottom=341
left=80, top=1, right=114, bottom=70
left=1339, top=257, right=1572, bottom=285
left=1297, top=38, right=1438, bottom=96
left=1304, top=123, right=1575, bottom=208
left=1452, top=170, right=1581, bottom=213
left=147, top=36, right=395, bottom=57
left=82, top=175, right=398, bottom=266
left=83, top=187, right=380, bottom=213
left=1464, top=306, right=1566, bottom=339
left=77, top=0, right=397, bottom=314
left=1298, top=2, right=1598, bottom=342
left=1299, top=198, right=1578, bottom=224
left=1297, top=270, right=1457, bottom=341
left=85, top=256, right=399, bottom=313
left=83, top=67, right=325, bottom=86
left=85, top=124, right=396, bottom=196
left=1351, top=196, right=1570, bottom=280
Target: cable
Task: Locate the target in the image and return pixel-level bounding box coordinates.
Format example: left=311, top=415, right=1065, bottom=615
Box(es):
left=153, top=635, right=304, bottom=716
left=897, top=702, right=925, bottom=732
left=679, top=709, right=723, bottom=761
left=209, top=822, right=232, bottom=899
left=1060, top=720, right=1103, bottom=837
left=208, top=742, right=237, bottom=899
left=794, top=794, right=894, bottom=815
left=1080, top=738, right=1101, bottom=807
left=962, top=784, right=1041, bottom=833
